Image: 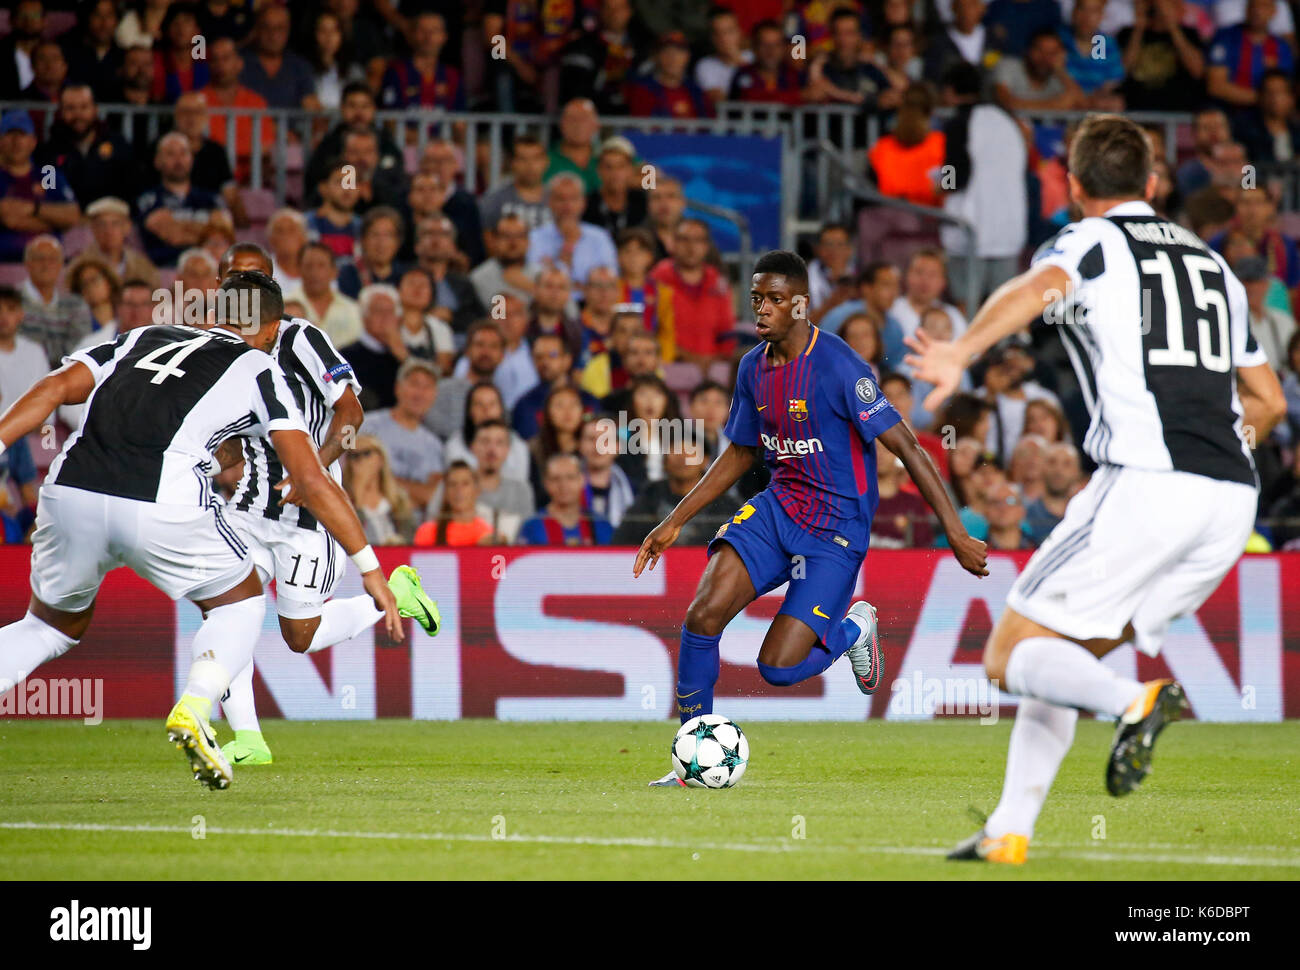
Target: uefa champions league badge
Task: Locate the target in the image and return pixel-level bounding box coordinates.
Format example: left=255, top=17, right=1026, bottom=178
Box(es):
left=855, top=378, right=876, bottom=403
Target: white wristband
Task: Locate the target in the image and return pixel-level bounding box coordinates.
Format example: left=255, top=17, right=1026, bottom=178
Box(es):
left=0, top=441, right=6, bottom=460
left=350, top=545, right=380, bottom=574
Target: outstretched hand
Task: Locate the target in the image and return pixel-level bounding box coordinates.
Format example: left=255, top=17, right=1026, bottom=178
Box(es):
left=903, top=330, right=968, bottom=413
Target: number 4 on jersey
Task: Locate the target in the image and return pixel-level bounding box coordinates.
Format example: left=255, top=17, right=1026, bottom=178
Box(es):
left=133, top=334, right=212, bottom=385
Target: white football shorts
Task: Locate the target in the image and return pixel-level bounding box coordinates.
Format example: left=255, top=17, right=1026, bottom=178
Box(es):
left=226, top=510, right=344, bottom=620
left=1007, top=464, right=1257, bottom=656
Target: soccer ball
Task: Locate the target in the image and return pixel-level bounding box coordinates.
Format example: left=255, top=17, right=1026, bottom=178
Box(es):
left=671, top=714, right=749, bottom=788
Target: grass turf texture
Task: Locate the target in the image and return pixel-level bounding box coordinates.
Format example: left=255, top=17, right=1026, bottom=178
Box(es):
left=1, top=719, right=1296, bottom=880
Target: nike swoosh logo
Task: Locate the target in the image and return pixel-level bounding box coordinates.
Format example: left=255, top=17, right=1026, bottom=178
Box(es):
left=420, top=603, right=437, bottom=631
left=812, top=605, right=829, bottom=619
left=756, top=405, right=767, bottom=411
left=233, top=754, right=251, bottom=763
left=676, top=689, right=702, bottom=699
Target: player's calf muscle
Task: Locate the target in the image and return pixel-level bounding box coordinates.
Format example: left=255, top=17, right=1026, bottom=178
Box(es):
left=684, top=546, right=752, bottom=637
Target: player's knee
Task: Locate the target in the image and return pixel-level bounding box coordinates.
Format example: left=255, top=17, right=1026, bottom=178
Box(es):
left=757, top=662, right=798, bottom=687
left=279, top=619, right=316, bottom=654
left=983, top=642, right=1010, bottom=685
left=684, top=597, right=727, bottom=638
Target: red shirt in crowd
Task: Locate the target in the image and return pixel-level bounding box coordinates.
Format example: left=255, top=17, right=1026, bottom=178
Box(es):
left=649, top=259, right=736, bottom=361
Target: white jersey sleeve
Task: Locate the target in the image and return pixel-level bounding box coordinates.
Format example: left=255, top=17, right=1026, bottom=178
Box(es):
left=288, top=319, right=362, bottom=408
left=250, top=359, right=311, bottom=437
left=63, top=327, right=145, bottom=383
left=1030, top=219, right=1110, bottom=293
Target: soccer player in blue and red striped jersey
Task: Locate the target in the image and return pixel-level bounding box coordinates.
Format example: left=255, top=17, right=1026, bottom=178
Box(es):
left=634, top=251, right=988, bottom=785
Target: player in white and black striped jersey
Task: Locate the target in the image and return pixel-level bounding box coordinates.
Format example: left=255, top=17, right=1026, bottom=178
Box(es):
left=0, top=270, right=405, bottom=790
left=213, top=245, right=440, bottom=767
left=907, top=115, right=1289, bottom=865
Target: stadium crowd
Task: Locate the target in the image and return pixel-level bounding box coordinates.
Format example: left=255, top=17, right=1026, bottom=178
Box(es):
left=2, top=0, right=1300, bottom=550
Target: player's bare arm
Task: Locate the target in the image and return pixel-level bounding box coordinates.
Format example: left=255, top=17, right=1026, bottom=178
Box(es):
left=0, top=362, right=95, bottom=446
left=877, top=420, right=988, bottom=578
left=269, top=427, right=404, bottom=641
left=276, top=386, right=364, bottom=506
left=633, top=443, right=758, bottom=577
left=213, top=437, right=244, bottom=472
left=905, top=264, right=1074, bottom=412
left=1236, top=361, right=1288, bottom=441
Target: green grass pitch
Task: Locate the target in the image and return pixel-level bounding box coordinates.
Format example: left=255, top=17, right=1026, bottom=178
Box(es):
left=1, top=719, right=1296, bottom=880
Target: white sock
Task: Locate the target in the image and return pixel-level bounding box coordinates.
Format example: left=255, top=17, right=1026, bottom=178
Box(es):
left=221, top=660, right=261, bottom=733
left=0, top=612, right=77, bottom=694
left=985, top=698, right=1077, bottom=839
left=304, top=595, right=383, bottom=654
left=181, top=596, right=266, bottom=705
left=1004, top=636, right=1143, bottom=717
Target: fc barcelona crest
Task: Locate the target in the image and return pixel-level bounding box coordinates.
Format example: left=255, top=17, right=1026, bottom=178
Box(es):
left=788, top=398, right=809, bottom=422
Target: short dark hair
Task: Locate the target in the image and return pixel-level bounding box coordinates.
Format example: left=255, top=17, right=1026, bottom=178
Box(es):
left=857, top=261, right=896, bottom=286
left=751, top=18, right=784, bottom=43
left=689, top=379, right=727, bottom=401
left=752, top=250, right=809, bottom=289
left=362, top=205, right=404, bottom=242
left=216, top=270, right=283, bottom=327
left=1027, top=25, right=1061, bottom=48
left=940, top=61, right=982, bottom=98
left=829, top=7, right=861, bottom=29
left=471, top=417, right=510, bottom=444
left=219, top=241, right=272, bottom=278
left=511, top=132, right=545, bottom=154
left=0, top=284, right=20, bottom=306
left=1068, top=113, right=1151, bottom=201
left=879, top=370, right=912, bottom=392
left=120, top=277, right=154, bottom=293
left=341, top=81, right=373, bottom=103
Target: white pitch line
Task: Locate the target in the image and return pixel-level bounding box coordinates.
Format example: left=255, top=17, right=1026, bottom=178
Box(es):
left=2, top=821, right=1298, bottom=868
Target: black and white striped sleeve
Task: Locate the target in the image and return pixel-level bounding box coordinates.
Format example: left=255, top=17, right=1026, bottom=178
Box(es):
left=292, top=322, right=362, bottom=407
left=1031, top=220, right=1107, bottom=293
left=63, top=328, right=141, bottom=383
left=251, top=361, right=310, bottom=435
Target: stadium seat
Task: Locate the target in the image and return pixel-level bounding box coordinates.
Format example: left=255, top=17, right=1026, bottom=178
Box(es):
left=0, top=263, right=26, bottom=287
left=856, top=206, right=940, bottom=268
left=61, top=224, right=94, bottom=260
left=239, top=188, right=279, bottom=225
left=235, top=226, right=269, bottom=248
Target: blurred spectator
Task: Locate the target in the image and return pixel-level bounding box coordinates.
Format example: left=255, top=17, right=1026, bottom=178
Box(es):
left=365, top=357, right=447, bottom=509
left=923, top=0, right=993, bottom=85
left=808, top=8, right=894, bottom=109
left=1023, top=396, right=1071, bottom=442
left=1221, top=229, right=1293, bottom=316
left=546, top=99, right=602, bottom=195
left=519, top=453, right=613, bottom=546
left=528, top=173, right=618, bottom=294
left=820, top=262, right=906, bottom=365
left=695, top=7, right=752, bottom=104
left=0, top=413, right=38, bottom=541
left=584, top=137, right=647, bottom=237
left=306, top=11, right=365, bottom=110
left=985, top=0, right=1063, bottom=57
left=526, top=265, right=583, bottom=357
left=342, top=283, right=406, bottom=411
left=427, top=320, right=506, bottom=440
left=1007, top=433, right=1047, bottom=502
left=600, top=329, right=663, bottom=413
left=38, top=83, right=141, bottom=211
left=581, top=310, right=651, bottom=399
left=59, top=277, right=156, bottom=428
left=1062, top=0, right=1126, bottom=107
left=871, top=447, right=935, bottom=547
left=416, top=141, right=485, bottom=266
left=66, top=258, right=120, bottom=333
left=308, top=156, right=362, bottom=260
left=0, top=0, right=45, bottom=101
left=199, top=218, right=236, bottom=272
left=581, top=415, right=637, bottom=527
left=311, top=0, right=386, bottom=84
left=136, top=131, right=227, bottom=268
left=240, top=3, right=318, bottom=109
left=285, top=241, right=362, bottom=349
left=453, top=293, right=536, bottom=410
left=729, top=20, right=804, bottom=106
left=303, top=83, right=403, bottom=209
left=840, top=313, right=885, bottom=373
left=985, top=480, right=1036, bottom=550
left=632, top=0, right=710, bottom=46
left=889, top=247, right=966, bottom=341
left=172, top=93, right=246, bottom=227
left=644, top=175, right=686, bottom=263
left=338, top=206, right=409, bottom=299
left=979, top=342, right=1061, bottom=464
left=614, top=373, right=678, bottom=490
left=1235, top=69, right=1300, bottom=164
left=993, top=27, right=1085, bottom=111
left=151, top=4, right=208, bottom=103
left=907, top=306, right=973, bottom=428
left=615, top=440, right=727, bottom=544
left=175, top=247, right=219, bottom=318
left=0, top=283, right=50, bottom=413
left=1023, top=440, right=1082, bottom=544
left=1206, top=0, right=1292, bottom=111
left=197, top=0, right=254, bottom=44
left=527, top=384, right=592, bottom=503
left=344, top=128, right=409, bottom=213
left=876, top=24, right=923, bottom=90
left=878, top=371, right=949, bottom=476
left=559, top=0, right=650, bottom=115
left=615, top=226, right=659, bottom=325
left=116, top=0, right=170, bottom=50
left=1184, top=185, right=1237, bottom=240
left=1236, top=255, right=1296, bottom=371
left=649, top=218, right=735, bottom=367
left=1281, top=331, right=1300, bottom=444
left=941, top=62, right=1028, bottom=305
left=412, top=214, right=486, bottom=334
left=867, top=83, right=946, bottom=207
left=514, top=333, right=600, bottom=440
left=625, top=31, right=714, bottom=118
left=268, top=209, right=307, bottom=292
left=481, top=0, right=575, bottom=115
left=20, top=40, right=68, bottom=132
left=380, top=12, right=464, bottom=111
left=445, top=383, right=533, bottom=484
left=21, top=235, right=92, bottom=368
left=1209, top=187, right=1300, bottom=302
left=414, top=461, right=496, bottom=547
left=687, top=378, right=731, bottom=461
left=202, top=37, right=275, bottom=184
left=397, top=266, right=455, bottom=375
left=458, top=418, right=535, bottom=540
left=342, top=434, right=416, bottom=545
left=807, top=223, right=857, bottom=318
left=115, top=43, right=155, bottom=116
left=1176, top=108, right=1235, bottom=198
left=578, top=265, right=622, bottom=365
left=69, top=196, right=160, bottom=291
left=0, top=110, right=80, bottom=263
left=471, top=213, right=535, bottom=310
left=479, top=133, right=552, bottom=234
left=1118, top=0, right=1207, bottom=112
